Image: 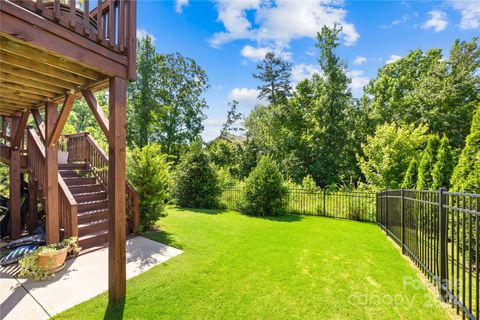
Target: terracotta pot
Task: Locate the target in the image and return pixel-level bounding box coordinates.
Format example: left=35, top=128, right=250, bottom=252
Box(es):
left=37, top=247, right=68, bottom=274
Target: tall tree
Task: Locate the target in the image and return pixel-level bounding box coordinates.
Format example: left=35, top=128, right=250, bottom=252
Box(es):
left=363, top=38, right=480, bottom=149
left=432, top=135, right=454, bottom=190
left=416, top=135, right=440, bottom=190
left=220, top=100, right=243, bottom=136
left=253, top=52, right=292, bottom=104
left=128, top=35, right=157, bottom=147
left=306, top=25, right=355, bottom=187
left=451, top=107, right=480, bottom=192
left=149, top=53, right=209, bottom=157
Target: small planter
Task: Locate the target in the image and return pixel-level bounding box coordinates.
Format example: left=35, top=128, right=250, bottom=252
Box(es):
left=37, top=246, right=68, bottom=274
left=18, top=237, right=80, bottom=281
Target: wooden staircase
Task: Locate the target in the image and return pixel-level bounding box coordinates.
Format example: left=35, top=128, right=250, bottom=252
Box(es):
left=59, top=162, right=109, bottom=250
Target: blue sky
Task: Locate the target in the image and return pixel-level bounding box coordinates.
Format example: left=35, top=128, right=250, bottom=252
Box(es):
left=136, top=0, right=480, bottom=141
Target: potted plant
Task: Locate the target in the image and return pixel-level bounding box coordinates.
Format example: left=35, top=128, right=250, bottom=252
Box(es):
left=19, top=237, right=81, bottom=281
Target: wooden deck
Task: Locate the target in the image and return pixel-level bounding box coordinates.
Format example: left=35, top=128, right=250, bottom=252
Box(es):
left=0, top=0, right=137, bottom=303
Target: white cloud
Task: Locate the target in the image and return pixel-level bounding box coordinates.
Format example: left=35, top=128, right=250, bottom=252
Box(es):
left=228, top=88, right=260, bottom=108
left=292, top=64, right=321, bottom=83
left=422, top=11, right=448, bottom=32
left=386, top=55, right=402, bottom=64
left=348, top=70, right=369, bottom=90
left=136, top=29, right=156, bottom=43
left=382, top=14, right=410, bottom=29
left=353, top=56, right=367, bottom=66
left=448, top=0, right=480, bottom=30
left=241, top=45, right=292, bottom=61
left=175, top=0, right=189, bottom=13
left=210, top=0, right=359, bottom=50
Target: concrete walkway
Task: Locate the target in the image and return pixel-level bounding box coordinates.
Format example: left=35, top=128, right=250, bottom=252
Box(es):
left=0, top=236, right=182, bottom=320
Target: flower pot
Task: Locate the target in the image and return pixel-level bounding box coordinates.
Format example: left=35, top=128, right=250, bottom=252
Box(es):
left=37, top=247, right=68, bottom=274
left=58, top=150, right=69, bottom=164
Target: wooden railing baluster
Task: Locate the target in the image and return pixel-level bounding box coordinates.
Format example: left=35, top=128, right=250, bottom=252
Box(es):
left=69, top=0, right=76, bottom=29
left=83, top=0, right=90, bottom=36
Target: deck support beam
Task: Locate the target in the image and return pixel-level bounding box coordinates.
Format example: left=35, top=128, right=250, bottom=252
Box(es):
left=47, top=93, right=75, bottom=147
left=27, top=174, right=38, bottom=233
left=81, top=88, right=109, bottom=138
left=31, top=109, right=46, bottom=142
left=108, top=76, right=127, bottom=304
left=9, top=116, right=21, bottom=239
left=45, top=101, right=59, bottom=244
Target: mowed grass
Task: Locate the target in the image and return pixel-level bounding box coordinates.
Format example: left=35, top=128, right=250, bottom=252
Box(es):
left=53, top=208, right=450, bottom=320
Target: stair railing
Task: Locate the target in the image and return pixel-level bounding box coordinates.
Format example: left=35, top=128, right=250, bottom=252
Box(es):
left=27, top=127, right=78, bottom=238
left=66, top=132, right=140, bottom=233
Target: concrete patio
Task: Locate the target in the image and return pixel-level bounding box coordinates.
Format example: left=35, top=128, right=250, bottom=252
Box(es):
left=0, top=236, right=182, bottom=320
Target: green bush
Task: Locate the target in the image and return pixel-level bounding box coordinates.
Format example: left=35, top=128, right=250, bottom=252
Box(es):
left=302, top=175, right=318, bottom=192
left=127, top=143, right=172, bottom=232
left=432, top=135, right=454, bottom=190
left=451, top=107, right=480, bottom=193
left=239, top=156, right=288, bottom=216
left=402, top=157, right=418, bottom=189
left=416, top=135, right=440, bottom=190
left=174, top=141, right=221, bottom=208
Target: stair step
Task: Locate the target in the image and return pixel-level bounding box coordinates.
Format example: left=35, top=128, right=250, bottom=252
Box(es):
left=78, top=199, right=109, bottom=213
left=78, top=230, right=108, bottom=250
left=78, top=208, right=109, bottom=224
left=79, top=218, right=108, bottom=235
left=73, top=191, right=107, bottom=202
left=59, top=170, right=92, bottom=178
left=68, top=184, right=104, bottom=194
left=63, top=177, right=97, bottom=186
left=58, top=163, right=88, bottom=170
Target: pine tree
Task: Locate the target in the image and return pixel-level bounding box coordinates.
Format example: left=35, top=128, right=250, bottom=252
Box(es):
left=451, top=107, right=480, bottom=192
left=432, top=135, right=454, bottom=190
left=416, top=135, right=440, bottom=190
left=253, top=52, right=292, bottom=104
left=403, top=157, right=418, bottom=189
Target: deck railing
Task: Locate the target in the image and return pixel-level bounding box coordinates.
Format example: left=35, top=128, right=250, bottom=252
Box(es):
left=378, top=189, right=480, bottom=320
left=27, top=127, right=78, bottom=238
left=13, top=0, right=136, bottom=56
left=66, top=132, right=139, bottom=232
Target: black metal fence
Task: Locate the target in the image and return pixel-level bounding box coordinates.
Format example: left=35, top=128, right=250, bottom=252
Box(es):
left=378, top=189, right=480, bottom=320
left=220, top=188, right=377, bottom=222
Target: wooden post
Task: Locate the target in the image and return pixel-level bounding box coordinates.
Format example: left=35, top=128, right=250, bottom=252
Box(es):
left=108, top=76, right=127, bottom=303
left=438, top=188, right=448, bottom=301
left=45, top=101, right=59, bottom=244
left=27, top=174, right=38, bottom=233
left=9, top=116, right=21, bottom=240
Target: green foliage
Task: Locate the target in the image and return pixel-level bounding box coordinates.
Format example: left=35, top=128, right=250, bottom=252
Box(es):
left=19, top=237, right=80, bottom=281
left=253, top=52, right=292, bottom=104
left=206, top=138, right=242, bottom=178
left=129, top=36, right=210, bottom=157
left=302, top=175, right=318, bottom=192
left=451, top=107, right=480, bottom=192
left=174, top=141, right=221, bottom=208
left=127, top=143, right=172, bottom=231
left=0, top=163, right=9, bottom=197
left=432, top=135, right=454, bottom=190
left=417, top=135, right=440, bottom=190
left=239, top=156, right=288, bottom=216
left=363, top=38, right=480, bottom=149
left=402, top=157, right=418, bottom=189
left=358, top=123, right=428, bottom=189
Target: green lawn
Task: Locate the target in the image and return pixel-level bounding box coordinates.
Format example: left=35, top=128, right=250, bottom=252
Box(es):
left=53, top=208, right=451, bottom=320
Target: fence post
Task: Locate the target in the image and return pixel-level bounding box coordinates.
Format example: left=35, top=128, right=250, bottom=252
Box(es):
left=323, top=189, right=326, bottom=216
left=401, top=187, right=405, bottom=255
left=438, top=187, right=448, bottom=301
left=385, top=190, right=389, bottom=235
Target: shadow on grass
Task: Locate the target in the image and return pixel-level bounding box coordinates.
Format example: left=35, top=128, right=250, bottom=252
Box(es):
left=143, top=229, right=183, bottom=249
left=249, top=214, right=304, bottom=223
left=184, top=208, right=228, bottom=215
left=103, top=299, right=125, bottom=320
